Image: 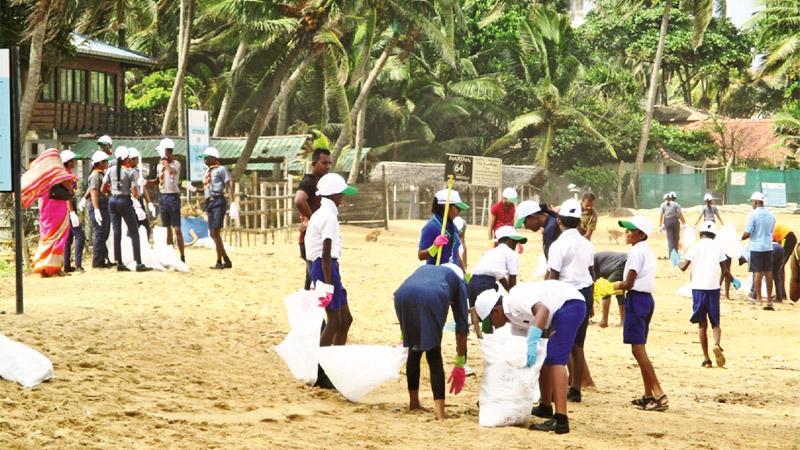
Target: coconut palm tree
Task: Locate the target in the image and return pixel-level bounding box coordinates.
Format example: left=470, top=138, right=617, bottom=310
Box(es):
left=750, top=0, right=800, bottom=79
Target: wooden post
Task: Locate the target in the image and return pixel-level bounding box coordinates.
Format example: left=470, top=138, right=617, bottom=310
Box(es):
left=286, top=175, right=293, bottom=244
left=392, top=184, right=397, bottom=220
left=470, top=187, right=476, bottom=225
left=480, top=196, right=488, bottom=227
left=260, top=182, right=268, bottom=244
left=383, top=166, right=389, bottom=230
left=275, top=183, right=281, bottom=230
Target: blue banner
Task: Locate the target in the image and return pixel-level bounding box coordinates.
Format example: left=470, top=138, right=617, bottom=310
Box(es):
left=0, top=49, right=12, bottom=192
left=187, top=109, right=209, bottom=182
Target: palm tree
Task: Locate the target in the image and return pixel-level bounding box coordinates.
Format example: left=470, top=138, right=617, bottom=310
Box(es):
left=161, top=0, right=193, bottom=135
left=485, top=7, right=616, bottom=169
left=750, top=0, right=800, bottom=78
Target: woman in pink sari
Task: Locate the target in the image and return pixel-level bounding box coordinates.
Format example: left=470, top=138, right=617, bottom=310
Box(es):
left=21, top=148, right=78, bottom=277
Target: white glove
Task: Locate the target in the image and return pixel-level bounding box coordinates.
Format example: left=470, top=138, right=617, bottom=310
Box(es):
left=314, top=281, right=335, bottom=296
left=69, top=211, right=80, bottom=227
left=93, top=208, right=103, bottom=225
left=181, top=180, right=198, bottom=193
left=134, top=205, right=147, bottom=221
left=147, top=202, right=156, bottom=217
left=78, top=197, right=87, bottom=212
left=229, top=202, right=240, bottom=221
left=137, top=177, right=147, bottom=189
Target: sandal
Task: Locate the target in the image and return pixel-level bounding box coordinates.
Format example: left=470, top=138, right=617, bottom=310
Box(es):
left=702, top=360, right=712, bottom=368
left=631, top=396, right=653, bottom=407
left=643, top=394, right=669, bottom=412
left=763, top=305, right=775, bottom=311
left=713, top=345, right=726, bottom=368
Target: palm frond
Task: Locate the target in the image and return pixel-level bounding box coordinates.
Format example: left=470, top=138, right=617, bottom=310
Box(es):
left=449, top=76, right=506, bottom=101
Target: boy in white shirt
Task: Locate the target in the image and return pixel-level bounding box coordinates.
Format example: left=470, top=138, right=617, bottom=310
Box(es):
left=468, top=226, right=527, bottom=302
left=545, top=198, right=594, bottom=404
left=306, top=173, right=358, bottom=349
left=475, top=280, right=587, bottom=434
left=613, top=216, right=668, bottom=412
left=678, top=221, right=733, bottom=368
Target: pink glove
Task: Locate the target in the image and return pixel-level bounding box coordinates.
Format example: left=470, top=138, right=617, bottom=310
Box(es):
left=517, top=243, right=525, bottom=254
left=314, top=282, right=335, bottom=308
left=448, top=367, right=466, bottom=395
left=433, top=235, right=449, bottom=247
left=318, top=293, right=333, bottom=308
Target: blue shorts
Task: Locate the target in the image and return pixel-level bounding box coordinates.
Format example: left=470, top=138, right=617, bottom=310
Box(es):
left=573, top=285, right=594, bottom=348
left=623, top=290, right=654, bottom=345
left=544, top=299, right=586, bottom=365
left=691, top=289, right=720, bottom=327
left=310, top=258, right=348, bottom=311
left=160, top=193, right=182, bottom=227
left=205, top=196, right=227, bottom=230
left=467, top=274, right=497, bottom=308
left=749, top=250, right=772, bottom=273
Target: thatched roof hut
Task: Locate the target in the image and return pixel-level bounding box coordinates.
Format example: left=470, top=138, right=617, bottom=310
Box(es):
left=369, top=161, right=547, bottom=189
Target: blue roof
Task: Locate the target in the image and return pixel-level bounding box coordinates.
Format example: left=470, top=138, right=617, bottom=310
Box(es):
left=71, top=32, right=155, bottom=67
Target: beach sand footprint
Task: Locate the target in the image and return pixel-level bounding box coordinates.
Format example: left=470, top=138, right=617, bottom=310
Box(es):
left=151, top=403, right=322, bottom=425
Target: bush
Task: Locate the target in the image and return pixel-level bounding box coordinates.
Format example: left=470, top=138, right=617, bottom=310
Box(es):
left=562, top=166, right=618, bottom=205
left=125, top=70, right=203, bottom=111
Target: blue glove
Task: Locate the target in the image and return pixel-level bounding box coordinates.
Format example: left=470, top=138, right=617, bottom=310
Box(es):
left=732, top=277, right=742, bottom=290
left=526, top=327, right=543, bottom=368
left=670, top=249, right=681, bottom=267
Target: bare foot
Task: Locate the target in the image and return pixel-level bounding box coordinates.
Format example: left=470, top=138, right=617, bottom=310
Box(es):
left=434, top=399, right=447, bottom=420
left=599, top=321, right=608, bottom=328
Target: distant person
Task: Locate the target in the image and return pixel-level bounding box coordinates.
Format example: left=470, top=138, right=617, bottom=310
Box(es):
left=741, top=192, right=776, bottom=310
left=515, top=201, right=560, bottom=259
left=200, top=147, right=233, bottom=270
left=78, top=135, right=114, bottom=211
left=128, top=148, right=154, bottom=241
left=294, top=148, right=332, bottom=289
left=578, top=192, right=598, bottom=240
left=394, top=264, right=469, bottom=420
left=772, top=223, right=796, bottom=301
left=156, top=138, right=186, bottom=262
left=694, top=193, right=723, bottom=226
left=62, top=150, right=86, bottom=273
left=787, top=240, right=800, bottom=303
left=86, top=151, right=113, bottom=268
left=594, top=251, right=627, bottom=328
left=418, top=190, right=469, bottom=268
left=488, top=188, right=518, bottom=243
left=658, top=192, right=685, bottom=259
left=678, top=221, right=733, bottom=368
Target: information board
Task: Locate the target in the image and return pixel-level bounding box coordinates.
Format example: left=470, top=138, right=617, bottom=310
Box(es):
left=730, top=172, right=746, bottom=186
left=187, top=109, right=209, bottom=182
left=761, top=182, right=787, bottom=207
left=444, top=153, right=502, bottom=187
left=0, top=49, right=12, bottom=192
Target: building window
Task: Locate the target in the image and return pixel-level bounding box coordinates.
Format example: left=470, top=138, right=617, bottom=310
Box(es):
left=105, top=73, right=116, bottom=107
left=89, top=71, right=116, bottom=106
left=58, top=68, right=87, bottom=103
left=40, top=72, right=55, bottom=101
left=59, top=68, right=73, bottom=102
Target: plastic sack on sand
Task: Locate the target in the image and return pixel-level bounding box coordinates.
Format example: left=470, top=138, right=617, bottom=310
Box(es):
left=681, top=226, right=697, bottom=253
left=275, top=290, right=325, bottom=386
left=0, top=334, right=54, bottom=388
left=739, top=276, right=768, bottom=297
left=479, top=327, right=547, bottom=427
left=107, top=223, right=166, bottom=271
left=675, top=283, right=693, bottom=298
left=317, top=345, right=407, bottom=403
left=715, top=224, right=741, bottom=260
left=152, top=227, right=190, bottom=272
left=532, top=255, right=548, bottom=280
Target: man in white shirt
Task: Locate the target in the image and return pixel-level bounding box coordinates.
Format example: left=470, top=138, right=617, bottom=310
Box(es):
left=475, top=280, right=586, bottom=434
left=545, top=198, right=595, bottom=403
left=678, top=221, right=733, bottom=368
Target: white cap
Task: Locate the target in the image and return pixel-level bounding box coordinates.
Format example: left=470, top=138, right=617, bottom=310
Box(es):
left=618, top=215, right=654, bottom=237
left=453, top=216, right=466, bottom=232
left=751, top=192, right=766, bottom=202
left=435, top=189, right=469, bottom=210
left=558, top=198, right=582, bottom=218
left=494, top=225, right=528, bottom=243
left=199, top=147, right=220, bottom=159
left=91, top=150, right=112, bottom=164
left=316, top=173, right=358, bottom=196
left=663, top=193, right=669, bottom=200
left=699, top=220, right=717, bottom=235
left=114, top=146, right=129, bottom=159
left=514, top=200, right=542, bottom=227
left=442, top=263, right=464, bottom=280
left=60, top=150, right=76, bottom=164
left=159, top=138, right=175, bottom=150
left=157, top=146, right=166, bottom=159
left=127, top=147, right=140, bottom=159
left=475, top=289, right=502, bottom=321
left=669, top=191, right=677, bottom=199
left=704, top=193, right=713, bottom=201
left=97, top=135, right=112, bottom=145
left=502, top=187, right=518, bottom=202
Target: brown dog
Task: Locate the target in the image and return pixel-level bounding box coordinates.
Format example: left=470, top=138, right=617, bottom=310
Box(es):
left=365, top=230, right=381, bottom=242
left=608, top=229, right=623, bottom=245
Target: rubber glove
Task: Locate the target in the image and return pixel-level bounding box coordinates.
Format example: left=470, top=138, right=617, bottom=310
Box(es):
left=69, top=211, right=80, bottom=228
left=229, top=202, right=240, bottom=221
left=517, top=243, right=524, bottom=254
left=448, top=367, right=466, bottom=395
left=93, top=208, right=103, bottom=225
left=670, top=249, right=681, bottom=267
left=134, top=205, right=147, bottom=221
left=181, top=180, right=198, bottom=193
left=732, top=277, right=742, bottom=290
left=526, top=327, right=543, bottom=367
left=464, top=272, right=472, bottom=283
left=147, top=202, right=156, bottom=218
left=314, top=282, right=335, bottom=308
left=78, top=197, right=87, bottom=212
left=427, top=235, right=449, bottom=257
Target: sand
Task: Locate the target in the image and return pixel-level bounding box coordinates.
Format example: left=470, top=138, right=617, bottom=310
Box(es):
left=1, top=207, right=799, bottom=449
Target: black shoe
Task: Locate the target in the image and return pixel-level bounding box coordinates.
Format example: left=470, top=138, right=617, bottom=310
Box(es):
left=223, top=258, right=232, bottom=269
left=567, top=387, right=582, bottom=403
left=75, top=266, right=85, bottom=273
left=210, top=262, right=225, bottom=270
left=530, top=414, right=569, bottom=434
left=135, top=264, right=152, bottom=272
left=531, top=404, right=553, bottom=418
left=102, top=262, right=116, bottom=268
left=117, top=264, right=130, bottom=272
left=65, top=267, right=75, bottom=273
left=180, top=255, right=185, bottom=263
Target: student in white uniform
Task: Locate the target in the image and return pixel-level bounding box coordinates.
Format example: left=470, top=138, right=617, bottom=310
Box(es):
left=475, top=280, right=587, bottom=434
left=468, top=226, right=526, bottom=303
left=545, top=198, right=595, bottom=403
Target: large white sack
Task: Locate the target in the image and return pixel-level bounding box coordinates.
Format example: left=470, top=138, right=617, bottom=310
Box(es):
left=317, top=345, right=407, bottom=403
left=740, top=275, right=768, bottom=297
left=675, top=283, right=693, bottom=298
left=275, top=290, right=325, bottom=386
left=107, top=223, right=166, bottom=271
left=681, top=226, right=697, bottom=253
left=532, top=255, right=548, bottom=280
left=152, top=227, right=190, bottom=272
left=0, top=334, right=54, bottom=388
left=715, top=224, right=741, bottom=260
left=479, top=327, right=547, bottom=427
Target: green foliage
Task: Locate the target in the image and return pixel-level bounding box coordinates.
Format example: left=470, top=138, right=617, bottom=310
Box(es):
left=562, top=166, right=618, bottom=203
left=650, top=123, right=717, bottom=160
left=125, top=70, right=203, bottom=110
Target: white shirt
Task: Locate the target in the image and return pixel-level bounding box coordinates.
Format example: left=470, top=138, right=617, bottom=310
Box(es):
left=305, top=198, right=342, bottom=261
left=547, top=228, right=594, bottom=289
left=623, top=241, right=656, bottom=293
left=472, top=243, right=519, bottom=280
left=504, top=280, right=584, bottom=335
left=685, top=238, right=727, bottom=290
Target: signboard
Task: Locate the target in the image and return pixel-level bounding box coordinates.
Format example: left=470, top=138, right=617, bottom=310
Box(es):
left=444, top=153, right=502, bottom=187
left=187, top=109, right=209, bottom=182
left=761, top=182, right=787, bottom=207
left=730, top=172, right=746, bottom=186
left=0, top=49, right=12, bottom=192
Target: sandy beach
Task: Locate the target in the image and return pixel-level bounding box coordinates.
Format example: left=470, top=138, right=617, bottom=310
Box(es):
left=1, top=207, right=799, bottom=449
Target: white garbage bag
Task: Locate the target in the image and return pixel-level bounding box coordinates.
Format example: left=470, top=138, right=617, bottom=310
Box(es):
left=275, top=290, right=325, bottom=386
left=532, top=255, right=548, bottom=280
left=675, top=283, right=693, bottom=298
left=715, top=224, right=741, bottom=260
left=681, top=226, right=697, bottom=253
left=152, top=227, right=190, bottom=272
left=0, top=334, right=54, bottom=388
left=107, top=222, right=165, bottom=271
left=479, top=327, right=547, bottom=427
left=318, top=345, right=407, bottom=403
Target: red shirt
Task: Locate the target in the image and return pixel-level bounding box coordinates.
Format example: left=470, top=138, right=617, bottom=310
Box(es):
left=490, top=201, right=515, bottom=231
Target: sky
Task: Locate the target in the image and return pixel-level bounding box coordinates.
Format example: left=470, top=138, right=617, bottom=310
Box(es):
left=578, top=0, right=758, bottom=28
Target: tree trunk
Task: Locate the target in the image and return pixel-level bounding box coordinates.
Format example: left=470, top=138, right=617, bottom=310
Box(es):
left=213, top=38, right=248, bottom=137
left=627, top=0, right=671, bottom=208
left=276, top=87, right=290, bottom=135
left=161, top=0, right=193, bottom=135
left=231, top=49, right=313, bottom=182
left=18, top=11, right=49, bottom=156
left=537, top=124, right=555, bottom=170
left=330, top=36, right=397, bottom=166
left=347, top=107, right=367, bottom=184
